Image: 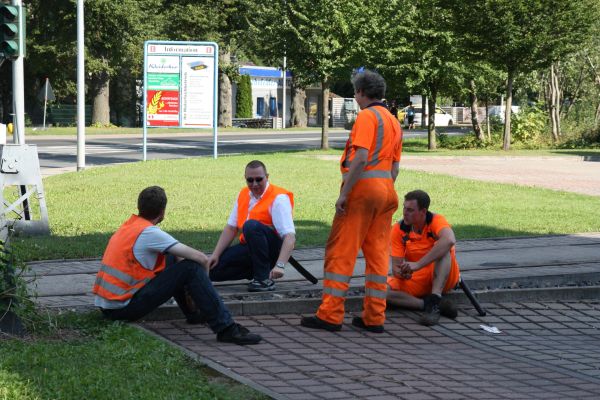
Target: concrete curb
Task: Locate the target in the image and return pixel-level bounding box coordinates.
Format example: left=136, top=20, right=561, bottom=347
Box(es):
left=141, top=285, right=600, bottom=321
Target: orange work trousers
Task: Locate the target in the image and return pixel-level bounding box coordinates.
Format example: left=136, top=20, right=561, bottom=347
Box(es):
left=316, top=177, right=398, bottom=326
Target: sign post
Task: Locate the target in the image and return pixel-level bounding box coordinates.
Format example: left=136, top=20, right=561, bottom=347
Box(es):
left=143, top=41, right=219, bottom=160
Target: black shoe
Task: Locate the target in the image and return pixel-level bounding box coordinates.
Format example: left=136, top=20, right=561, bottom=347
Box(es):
left=439, top=297, right=458, bottom=319
left=351, top=316, right=384, bottom=333
left=300, top=316, right=342, bottom=332
left=247, top=279, right=275, bottom=292
left=217, top=323, right=262, bottom=345
left=420, top=294, right=441, bottom=326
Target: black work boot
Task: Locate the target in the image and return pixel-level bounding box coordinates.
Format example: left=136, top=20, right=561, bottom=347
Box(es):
left=351, top=316, right=384, bottom=333
left=420, top=294, right=442, bottom=326
left=439, top=297, right=458, bottom=319
left=300, top=315, right=342, bottom=332
left=217, top=323, right=262, bottom=345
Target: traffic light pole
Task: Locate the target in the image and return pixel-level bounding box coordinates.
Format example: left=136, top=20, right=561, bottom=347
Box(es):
left=11, top=0, right=24, bottom=145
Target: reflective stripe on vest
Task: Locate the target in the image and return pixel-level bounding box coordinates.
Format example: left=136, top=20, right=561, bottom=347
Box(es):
left=92, top=215, right=165, bottom=302
left=366, top=107, right=385, bottom=167
left=94, top=263, right=152, bottom=297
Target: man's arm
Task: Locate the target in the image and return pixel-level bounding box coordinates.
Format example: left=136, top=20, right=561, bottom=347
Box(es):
left=405, top=227, right=456, bottom=272
left=207, top=225, right=238, bottom=269
left=336, top=147, right=368, bottom=214
left=391, top=161, right=400, bottom=182
left=167, top=243, right=209, bottom=272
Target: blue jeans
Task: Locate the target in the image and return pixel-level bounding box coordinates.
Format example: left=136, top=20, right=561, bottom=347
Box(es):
left=102, top=259, right=233, bottom=333
left=210, top=220, right=282, bottom=282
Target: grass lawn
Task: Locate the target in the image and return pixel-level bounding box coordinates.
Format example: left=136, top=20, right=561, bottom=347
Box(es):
left=0, top=313, right=266, bottom=400
left=12, top=150, right=600, bottom=262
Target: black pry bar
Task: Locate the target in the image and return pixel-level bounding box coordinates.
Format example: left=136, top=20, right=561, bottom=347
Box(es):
left=459, top=278, right=487, bottom=316
left=288, top=255, right=318, bottom=284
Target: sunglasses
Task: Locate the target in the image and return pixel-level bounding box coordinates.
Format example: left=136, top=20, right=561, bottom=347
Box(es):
left=246, top=176, right=265, bottom=184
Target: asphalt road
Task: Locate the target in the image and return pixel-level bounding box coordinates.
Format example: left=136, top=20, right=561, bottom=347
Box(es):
left=23, top=127, right=467, bottom=174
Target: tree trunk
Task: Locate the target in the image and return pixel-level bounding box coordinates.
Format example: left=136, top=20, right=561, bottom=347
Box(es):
left=503, top=71, right=514, bottom=151
left=91, top=71, right=110, bottom=126
left=290, top=79, right=307, bottom=127
left=420, top=95, right=427, bottom=128
left=485, top=97, right=491, bottom=141
left=320, top=80, right=330, bottom=149
left=469, top=79, right=483, bottom=141
left=218, top=51, right=233, bottom=127
left=548, top=63, right=561, bottom=141
left=427, top=91, right=437, bottom=150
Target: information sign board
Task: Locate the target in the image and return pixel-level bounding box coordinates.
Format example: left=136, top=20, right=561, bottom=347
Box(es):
left=142, top=41, right=219, bottom=159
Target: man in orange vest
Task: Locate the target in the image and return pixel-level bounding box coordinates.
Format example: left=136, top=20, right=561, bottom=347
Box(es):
left=208, top=160, right=295, bottom=292
left=387, top=190, right=460, bottom=326
left=301, top=69, right=402, bottom=333
left=92, top=186, right=262, bottom=345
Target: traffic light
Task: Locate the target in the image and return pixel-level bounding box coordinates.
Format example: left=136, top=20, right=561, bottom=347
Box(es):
left=1, top=5, right=22, bottom=59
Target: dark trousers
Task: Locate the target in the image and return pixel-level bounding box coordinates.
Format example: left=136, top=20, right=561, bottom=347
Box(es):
left=102, top=259, right=233, bottom=333
left=209, top=219, right=282, bottom=282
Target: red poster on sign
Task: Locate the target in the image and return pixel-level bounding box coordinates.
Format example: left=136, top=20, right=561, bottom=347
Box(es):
left=146, top=90, right=180, bottom=126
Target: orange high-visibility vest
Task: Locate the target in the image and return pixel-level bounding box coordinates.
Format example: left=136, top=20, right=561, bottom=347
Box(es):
left=92, top=215, right=166, bottom=302
left=236, top=184, right=294, bottom=243
left=340, top=104, right=402, bottom=179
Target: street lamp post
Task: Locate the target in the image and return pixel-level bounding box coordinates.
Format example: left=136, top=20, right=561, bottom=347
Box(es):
left=76, top=0, right=85, bottom=171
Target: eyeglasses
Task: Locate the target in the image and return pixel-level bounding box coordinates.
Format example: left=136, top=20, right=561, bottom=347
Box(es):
left=246, top=176, right=265, bottom=184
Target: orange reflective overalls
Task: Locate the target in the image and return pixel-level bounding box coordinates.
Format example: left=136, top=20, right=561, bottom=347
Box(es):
left=316, top=103, right=402, bottom=326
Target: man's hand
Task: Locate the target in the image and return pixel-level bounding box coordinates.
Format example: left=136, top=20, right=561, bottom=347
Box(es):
left=335, top=194, right=348, bottom=215
left=270, top=266, right=285, bottom=279
left=392, top=263, right=412, bottom=280
left=207, top=254, right=219, bottom=270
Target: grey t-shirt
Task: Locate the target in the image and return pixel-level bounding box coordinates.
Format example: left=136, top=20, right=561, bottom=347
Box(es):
left=94, top=225, right=179, bottom=309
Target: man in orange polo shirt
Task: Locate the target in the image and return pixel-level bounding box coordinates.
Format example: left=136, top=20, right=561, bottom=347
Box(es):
left=208, top=160, right=295, bottom=292
left=387, top=190, right=460, bottom=326
left=301, top=69, right=402, bottom=333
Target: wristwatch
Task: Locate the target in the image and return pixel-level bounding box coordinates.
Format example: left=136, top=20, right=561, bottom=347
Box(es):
left=275, top=261, right=286, bottom=270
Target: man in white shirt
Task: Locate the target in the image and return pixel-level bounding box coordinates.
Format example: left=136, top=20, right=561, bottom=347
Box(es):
left=208, top=160, right=296, bottom=292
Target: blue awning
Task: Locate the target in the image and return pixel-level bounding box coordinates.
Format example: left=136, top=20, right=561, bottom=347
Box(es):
left=239, top=67, right=292, bottom=78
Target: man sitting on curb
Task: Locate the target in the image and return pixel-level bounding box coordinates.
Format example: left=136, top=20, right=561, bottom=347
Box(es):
left=92, top=186, right=262, bottom=345
left=208, top=160, right=295, bottom=292
left=387, top=190, right=460, bottom=326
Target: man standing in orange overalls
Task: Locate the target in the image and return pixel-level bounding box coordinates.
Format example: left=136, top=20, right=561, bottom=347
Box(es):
left=301, top=69, right=402, bottom=333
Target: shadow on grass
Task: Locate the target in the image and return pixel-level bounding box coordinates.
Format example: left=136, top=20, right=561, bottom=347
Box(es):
left=548, top=149, right=600, bottom=161
left=14, top=220, right=335, bottom=262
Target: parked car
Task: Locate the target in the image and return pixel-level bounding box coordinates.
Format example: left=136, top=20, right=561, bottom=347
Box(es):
left=398, top=106, right=453, bottom=127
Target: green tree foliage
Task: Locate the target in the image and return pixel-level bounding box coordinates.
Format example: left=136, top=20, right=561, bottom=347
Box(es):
left=235, top=74, right=252, bottom=118
left=249, top=0, right=362, bottom=148
left=447, top=0, right=600, bottom=150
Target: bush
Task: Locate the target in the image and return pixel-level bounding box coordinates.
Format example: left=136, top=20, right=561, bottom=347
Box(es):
left=235, top=74, right=253, bottom=118
left=559, top=123, right=600, bottom=149
left=438, top=132, right=502, bottom=149
left=511, top=106, right=547, bottom=144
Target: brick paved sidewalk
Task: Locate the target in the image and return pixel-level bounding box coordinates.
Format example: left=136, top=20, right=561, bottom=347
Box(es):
left=142, top=301, right=600, bottom=400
